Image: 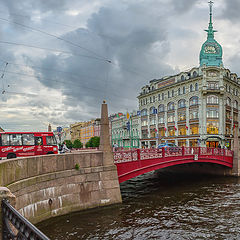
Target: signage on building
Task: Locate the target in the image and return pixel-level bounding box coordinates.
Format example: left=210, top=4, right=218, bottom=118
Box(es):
left=57, top=127, right=62, bottom=133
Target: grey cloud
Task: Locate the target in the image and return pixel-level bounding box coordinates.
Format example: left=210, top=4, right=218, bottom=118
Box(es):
left=220, top=0, right=240, bottom=22
left=34, top=2, right=175, bottom=121
left=171, top=0, right=199, bottom=13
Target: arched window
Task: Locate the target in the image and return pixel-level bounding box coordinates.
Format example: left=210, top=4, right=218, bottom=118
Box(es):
left=152, top=86, right=154, bottom=90
left=193, top=71, right=198, bottom=77
left=178, top=88, right=181, bottom=95
left=158, top=104, right=165, bottom=112
left=226, top=97, right=231, bottom=106
left=195, top=83, right=198, bottom=91
left=190, top=96, right=199, bottom=106
left=178, top=99, right=186, bottom=108
left=141, top=109, right=148, bottom=116
left=207, top=95, right=219, bottom=104
left=167, top=102, right=175, bottom=111
left=183, top=86, right=186, bottom=94
left=190, top=84, right=193, bottom=92
left=181, top=75, right=185, bottom=81
left=150, top=106, right=155, bottom=114
left=234, top=100, right=238, bottom=109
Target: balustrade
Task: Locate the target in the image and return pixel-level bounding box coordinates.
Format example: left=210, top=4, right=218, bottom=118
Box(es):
left=114, top=147, right=233, bottom=164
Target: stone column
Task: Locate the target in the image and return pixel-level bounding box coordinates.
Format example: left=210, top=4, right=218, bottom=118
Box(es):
left=0, top=187, right=16, bottom=240
left=232, top=127, right=240, bottom=176
left=99, top=101, right=114, bottom=166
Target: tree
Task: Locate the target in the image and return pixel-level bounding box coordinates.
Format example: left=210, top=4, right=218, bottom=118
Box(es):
left=85, top=136, right=100, bottom=148
left=73, top=139, right=83, bottom=149
left=65, top=140, right=73, bottom=149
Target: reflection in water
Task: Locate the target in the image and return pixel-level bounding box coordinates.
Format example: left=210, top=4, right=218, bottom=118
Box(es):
left=38, top=172, right=240, bottom=239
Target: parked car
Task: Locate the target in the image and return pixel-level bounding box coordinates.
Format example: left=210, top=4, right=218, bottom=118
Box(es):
left=157, top=143, right=181, bottom=152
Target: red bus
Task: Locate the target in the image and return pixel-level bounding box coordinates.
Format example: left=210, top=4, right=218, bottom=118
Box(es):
left=0, top=132, right=58, bottom=159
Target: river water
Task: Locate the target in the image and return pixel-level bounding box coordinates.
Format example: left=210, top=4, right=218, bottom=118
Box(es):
left=38, top=172, right=240, bottom=239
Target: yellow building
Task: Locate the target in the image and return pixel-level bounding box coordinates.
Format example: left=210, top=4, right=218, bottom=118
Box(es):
left=70, top=120, right=95, bottom=147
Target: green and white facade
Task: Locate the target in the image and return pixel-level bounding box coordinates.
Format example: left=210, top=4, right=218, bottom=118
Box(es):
left=111, top=111, right=140, bottom=148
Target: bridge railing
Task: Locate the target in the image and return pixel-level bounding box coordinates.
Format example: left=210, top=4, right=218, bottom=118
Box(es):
left=114, top=147, right=233, bottom=164
left=2, top=199, right=49, bottom=240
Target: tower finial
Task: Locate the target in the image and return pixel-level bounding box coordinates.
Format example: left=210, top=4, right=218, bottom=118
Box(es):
left=209, top=1, right=213, bottom=24
left=205, top=1, right=216, bottom=39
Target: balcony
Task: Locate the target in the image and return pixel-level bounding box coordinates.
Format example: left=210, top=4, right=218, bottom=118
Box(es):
left=202, top=86, right=224, bottom=95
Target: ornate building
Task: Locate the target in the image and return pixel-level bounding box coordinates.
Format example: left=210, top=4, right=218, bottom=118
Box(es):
left=111, top=111, right=140, bottom=148
left=137, top=2, right=239, bottom=149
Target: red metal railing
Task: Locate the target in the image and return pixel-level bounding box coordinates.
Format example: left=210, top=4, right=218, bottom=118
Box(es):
left=114, top=147, right=234, bottom=164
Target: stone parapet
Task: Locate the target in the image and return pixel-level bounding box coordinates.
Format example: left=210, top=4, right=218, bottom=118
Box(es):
left=0, top=152, right=122, bottom=224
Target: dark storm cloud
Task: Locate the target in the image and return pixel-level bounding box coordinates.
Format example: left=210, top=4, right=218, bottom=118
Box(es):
left=35, top=2, right=175, bottom=119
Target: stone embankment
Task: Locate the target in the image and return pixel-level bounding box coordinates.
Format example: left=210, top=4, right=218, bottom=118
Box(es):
left=0, top=151, right=122, bottom=224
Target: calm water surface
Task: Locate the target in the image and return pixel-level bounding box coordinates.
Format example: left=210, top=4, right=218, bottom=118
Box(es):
left=38, top=172, right=240, bottom=239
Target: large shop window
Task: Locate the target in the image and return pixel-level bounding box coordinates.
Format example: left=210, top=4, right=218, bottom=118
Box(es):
left=178, top=112, right=186, bottom=121
left=167, top=113, right=175, bottom=123
left=179, top=126, right=186, bottom=136
left=207, top=121, right=219, bottom=134
left=190, top=125, right=199, bottom=135
left=168, top=127, right=175, bottom=136
left=159, top=128, right=165, bottom=137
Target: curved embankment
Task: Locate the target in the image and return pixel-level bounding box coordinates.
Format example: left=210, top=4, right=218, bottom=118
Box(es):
left=0, top=151, right=122, bottom=224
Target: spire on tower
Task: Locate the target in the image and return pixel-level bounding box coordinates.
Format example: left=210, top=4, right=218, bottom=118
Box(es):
left=205, top=1, right=217, bottom=39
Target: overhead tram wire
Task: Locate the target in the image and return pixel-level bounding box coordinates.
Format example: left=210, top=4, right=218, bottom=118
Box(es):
left=1, top=69, right=137, bottom=101
left=0, top=17, right=111, bottom=63
left=0, top=41, right=105, bottom=62
left=0, top=58, right=106, bottom=82
left=0, top=18, right=156, bottom=80
left=0, top=41, right=152, bottom=80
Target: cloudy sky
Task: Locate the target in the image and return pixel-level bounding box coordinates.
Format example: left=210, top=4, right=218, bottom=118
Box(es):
left=0, top=0, right=239, bottom=131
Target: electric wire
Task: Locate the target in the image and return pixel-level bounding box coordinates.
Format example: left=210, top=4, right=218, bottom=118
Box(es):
left=0, top=17, right=112, bottom=63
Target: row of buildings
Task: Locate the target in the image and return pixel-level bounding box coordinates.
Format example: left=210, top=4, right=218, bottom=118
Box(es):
left=54, top=3, right=239, bottom=150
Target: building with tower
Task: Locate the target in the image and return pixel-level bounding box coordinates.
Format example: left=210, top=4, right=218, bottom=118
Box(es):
left=137, top=2, right=240, bottom=149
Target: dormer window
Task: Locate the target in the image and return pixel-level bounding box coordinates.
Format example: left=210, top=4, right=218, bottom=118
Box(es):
left=181, top=75, right=185, bottom=81
left=193, top=71, right=198, bottom=77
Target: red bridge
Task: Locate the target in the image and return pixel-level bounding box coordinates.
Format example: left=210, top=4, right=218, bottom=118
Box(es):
left=113, top=147, right=233, bottom=183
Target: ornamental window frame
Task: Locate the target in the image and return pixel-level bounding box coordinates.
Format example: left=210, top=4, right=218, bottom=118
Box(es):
left=167, top=102, right=175, bottom=111
left=190, top=96, right=199, bottom=106
left=158, top=104, right=165, bottom=112
left=178, top=99, right=186, bottom=109
left=207, top=95, right=219, bottom=104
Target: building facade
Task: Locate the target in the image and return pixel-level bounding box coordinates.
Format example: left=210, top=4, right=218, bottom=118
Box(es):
left=70, top=121, right=95, bottom=147
left=137, top=3, right=240, bottom=149
left=111, top=111, right=140, bottom=148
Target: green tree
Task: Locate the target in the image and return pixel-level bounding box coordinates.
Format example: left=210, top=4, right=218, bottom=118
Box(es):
left=73, top=139, right=83, bottom=149
left=65, top=140, right=73, bottom=149
left=85, top=136, right=100, bottom=148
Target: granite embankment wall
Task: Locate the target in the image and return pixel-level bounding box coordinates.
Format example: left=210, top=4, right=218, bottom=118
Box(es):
left=0, top=151, right=122, bottom=224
